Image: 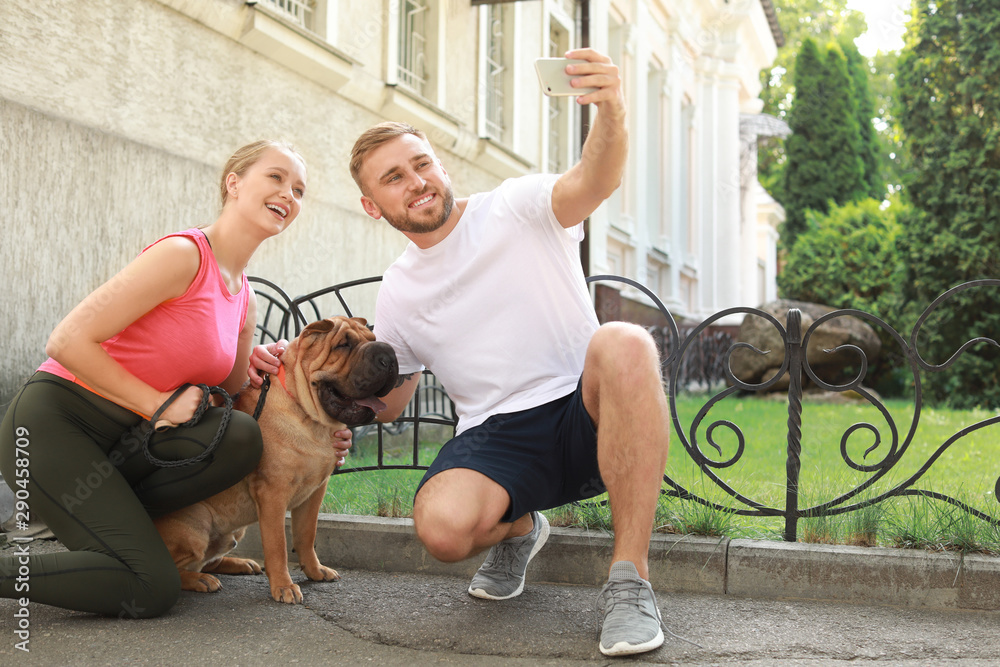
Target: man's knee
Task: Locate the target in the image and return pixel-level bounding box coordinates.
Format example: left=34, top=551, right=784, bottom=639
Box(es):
left=413, top=499, right=476, bottom=563
left=588, top=322, right=660, bottom=372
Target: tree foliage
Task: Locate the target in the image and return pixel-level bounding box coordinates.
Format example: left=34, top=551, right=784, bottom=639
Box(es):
left=867, top=51, right=908, bottom=198
left=782, top=39, right=867, bottom=246
left=758, top=0, right=866, bottom=203
left=777, top=198, right=910, bottom=396
left=758, top=0, right=904, bottom=206
left=896, top=0, right=1000, bottom=409
left=759, top=0, right=866, bottom=120
left=777, top=198, right=905, bottom=317
left=842, top=42, right=884, bottom=201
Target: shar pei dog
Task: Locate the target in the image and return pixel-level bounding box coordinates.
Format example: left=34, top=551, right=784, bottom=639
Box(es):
left=154, top=316, right=398, bottom=603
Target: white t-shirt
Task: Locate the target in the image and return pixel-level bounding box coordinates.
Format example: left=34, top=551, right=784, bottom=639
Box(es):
left=374, top=173, right=600, bottom=434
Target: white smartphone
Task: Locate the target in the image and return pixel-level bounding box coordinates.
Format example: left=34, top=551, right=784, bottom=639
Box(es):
left=534, top=58, right=599, bottom=97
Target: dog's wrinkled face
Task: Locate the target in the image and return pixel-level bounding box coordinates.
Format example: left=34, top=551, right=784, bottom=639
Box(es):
left=284, top=316, right=399, bottom=427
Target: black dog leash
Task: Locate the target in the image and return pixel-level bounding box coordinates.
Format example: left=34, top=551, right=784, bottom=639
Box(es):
left=134, top=383, right=233, bottom=468
left=251, top=373, right=271, bottom=421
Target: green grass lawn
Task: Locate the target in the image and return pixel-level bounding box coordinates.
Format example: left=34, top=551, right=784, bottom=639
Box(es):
left=659, top=393, right=1000, bottom=549
left=320, top=427, right=438, bottom=517
left=321, top=393, right=1000, bottom=552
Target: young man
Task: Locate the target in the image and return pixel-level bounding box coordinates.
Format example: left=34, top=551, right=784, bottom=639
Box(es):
left=349, top=48, right=671, bottom=657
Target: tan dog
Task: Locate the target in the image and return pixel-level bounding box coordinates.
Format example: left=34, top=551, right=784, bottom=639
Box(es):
left=153, top=316, right=398, bottom=603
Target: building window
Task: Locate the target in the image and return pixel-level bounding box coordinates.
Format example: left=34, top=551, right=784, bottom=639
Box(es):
left=605, top=19, right=625, bottom=231
left=397, top=0, right=429, bottom=95
left=647, top=66, right=666, bottom=248
left=484, top=4, right=510, bottom=142
left=680, top=273, right=695, bottom=314
left=680, top=96, right=695, bottom=256
left=647, top=257, right=671, bottom=298
left=260, top=0, right=316, bottom=32
left=608, top=253, right=621, bottom=276
left=607, top=238, right=634, bottom=282
left=546, top=20, right=570, bottom=173
left=646, top=265, right=658, bottom=292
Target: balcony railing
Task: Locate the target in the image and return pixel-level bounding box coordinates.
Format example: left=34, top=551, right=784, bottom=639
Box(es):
left=258, top=0, right=315, bottom=31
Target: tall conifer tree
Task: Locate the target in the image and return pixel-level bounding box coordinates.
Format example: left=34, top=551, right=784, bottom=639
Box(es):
left=819, top=43, right=868, bottom=204
left=896, top=0, right=1000, bottom=408
left=782, top=39, right=866, bottom=247
left=782, top=38, right=828, bottom=246
left=842, top=41, right=883, bottom=201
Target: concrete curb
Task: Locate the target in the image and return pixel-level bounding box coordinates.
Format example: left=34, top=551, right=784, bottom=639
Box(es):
left=232, top=513, right=1000, bottom=611
left=727, top=538, right=1000, bottom=609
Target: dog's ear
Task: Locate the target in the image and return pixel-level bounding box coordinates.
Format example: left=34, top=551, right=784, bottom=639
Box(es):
left=350, top=317, right=368, bottom=327
left=302, top=319, right=336, bottom=336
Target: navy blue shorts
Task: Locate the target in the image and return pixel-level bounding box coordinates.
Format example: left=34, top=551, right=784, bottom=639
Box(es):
left=416, top=379, right=605, bottom=522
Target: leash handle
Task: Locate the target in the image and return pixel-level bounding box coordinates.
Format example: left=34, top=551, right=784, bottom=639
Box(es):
left=148, top=383, right=198, bottom=430
left=140, top=384, right=233, bottom=468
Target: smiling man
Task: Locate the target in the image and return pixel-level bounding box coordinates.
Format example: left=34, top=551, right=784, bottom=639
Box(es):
left=348, top=48, right=673, bottom=657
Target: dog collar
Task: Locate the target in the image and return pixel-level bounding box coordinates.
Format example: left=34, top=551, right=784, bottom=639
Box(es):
left=276, top=363, right=288, bottom=390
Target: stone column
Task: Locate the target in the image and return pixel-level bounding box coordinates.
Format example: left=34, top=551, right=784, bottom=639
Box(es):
left=715, top=61, right=743, bottom=312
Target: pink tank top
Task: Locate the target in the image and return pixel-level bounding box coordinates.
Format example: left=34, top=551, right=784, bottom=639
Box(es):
left=39, top=229, right=250, bottom=394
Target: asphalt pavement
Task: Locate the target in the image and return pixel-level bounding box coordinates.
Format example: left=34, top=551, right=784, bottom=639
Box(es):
left=3, top=519, right=1000, bottom=666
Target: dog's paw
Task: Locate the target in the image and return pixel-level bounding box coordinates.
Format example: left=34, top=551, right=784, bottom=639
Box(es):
left=180, top=571, right=222, bottom=593
left=303, top=564, right=341, bottom=582
left=231, top=557, right=263, bottom=575
left=205, top=556, right=263, bottom=576
left=271, top=583, right=303, bottom=604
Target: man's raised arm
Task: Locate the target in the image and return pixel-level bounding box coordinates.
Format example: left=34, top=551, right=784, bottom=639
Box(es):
left=551, top=48, right=629, bottom=229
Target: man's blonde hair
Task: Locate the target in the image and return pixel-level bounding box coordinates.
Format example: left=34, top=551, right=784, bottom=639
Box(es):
left=349, top=122, right=427, bottom=193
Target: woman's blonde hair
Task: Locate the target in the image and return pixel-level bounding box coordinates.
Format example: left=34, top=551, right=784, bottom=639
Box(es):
left=220, top=140, right=305, bottom=207
left=349, top=122, right=427, bottom=194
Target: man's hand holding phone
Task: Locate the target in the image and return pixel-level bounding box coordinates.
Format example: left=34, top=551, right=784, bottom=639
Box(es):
left=534, top=48, right=624, bottom=110
left=546, top=47, right=628, bottom=227
left=535, top=58, right=598, bottom=97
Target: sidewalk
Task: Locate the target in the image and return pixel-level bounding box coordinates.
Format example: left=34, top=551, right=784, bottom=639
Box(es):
left=2, top=515, right=1000, bottom=665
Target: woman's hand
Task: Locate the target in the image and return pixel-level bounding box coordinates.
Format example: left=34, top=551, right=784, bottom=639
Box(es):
left=333, top=429, right=353, bottom=468
left=154, top=385, right=206, bottom=427
left=248, top=339, right=287, bottom=387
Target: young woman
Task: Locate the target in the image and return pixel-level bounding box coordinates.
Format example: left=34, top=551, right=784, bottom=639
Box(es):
left=0, top=140, right=346, bottom=618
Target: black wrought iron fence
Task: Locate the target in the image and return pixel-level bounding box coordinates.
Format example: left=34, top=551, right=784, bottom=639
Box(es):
left=249, top=275, right=1000, bottom=542
left=652, top=325, right=733, bottom=391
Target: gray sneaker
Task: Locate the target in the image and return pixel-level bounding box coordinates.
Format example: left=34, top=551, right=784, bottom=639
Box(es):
left=597, top=561, right=664, bottom=656
left=468, top=511, right=550, bottom=600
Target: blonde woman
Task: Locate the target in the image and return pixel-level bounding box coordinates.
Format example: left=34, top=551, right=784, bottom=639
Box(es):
left=0, top=140, right=347, bottom=617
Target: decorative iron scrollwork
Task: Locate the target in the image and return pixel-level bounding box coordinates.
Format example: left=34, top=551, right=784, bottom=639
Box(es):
left=249, top=275, right=1000, bottom=541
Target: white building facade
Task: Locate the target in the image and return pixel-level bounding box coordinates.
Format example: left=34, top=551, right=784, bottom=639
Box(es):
left=593, top=0, right=784, bottom=324
left=0, top=0, right=782, bottom=403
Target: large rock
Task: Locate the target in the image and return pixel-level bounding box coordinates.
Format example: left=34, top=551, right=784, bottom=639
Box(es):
left=730, top=300, right=882, bottom=389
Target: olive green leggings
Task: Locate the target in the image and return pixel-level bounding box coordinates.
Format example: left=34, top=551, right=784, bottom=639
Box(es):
left=0, top=373, right=262, bottom=618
